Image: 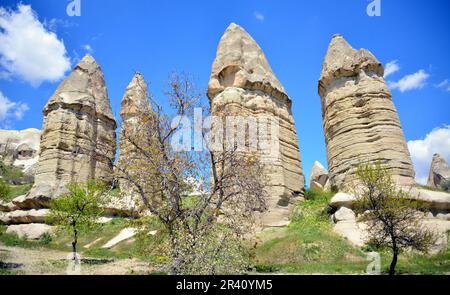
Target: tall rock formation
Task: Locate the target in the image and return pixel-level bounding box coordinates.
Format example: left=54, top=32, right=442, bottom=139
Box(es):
left=20, top=54, right=117, bottom=208
left=114, top=73, right=153, bottom=215
left=318, top=35, right=415, bottom=191
left=427, top=153, right=450, bottom=190
left=207, top=23, right=305, bottom=227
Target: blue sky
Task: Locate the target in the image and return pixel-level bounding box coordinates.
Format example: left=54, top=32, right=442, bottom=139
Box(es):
left=0, top=0, right=449, bottom=185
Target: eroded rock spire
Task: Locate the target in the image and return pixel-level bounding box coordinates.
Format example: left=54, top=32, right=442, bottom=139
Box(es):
left=318, top=35, right=415, bottom=190
left=208, top=23, right=305, bottom=227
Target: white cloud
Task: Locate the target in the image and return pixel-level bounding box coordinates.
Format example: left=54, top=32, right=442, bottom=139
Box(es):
left=254, top=11, right=265, bottom=22
left=388, top=70, right=430, bottom=92
left=407, top=126, right=450, bottom=185
left=436, top=79, right=450, bottom=92
left=0, top=4, right=71, bottom=86
left=384, top=60, right=400, bottom=78
left=0, top=91, right=29, bottom=127
left=82, top=44, right=93, bottom=53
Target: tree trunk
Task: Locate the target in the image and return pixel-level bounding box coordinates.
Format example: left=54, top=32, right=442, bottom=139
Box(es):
left=72, top=222, right=78, bottom=261
left=389, top=248, right=398, bottom=275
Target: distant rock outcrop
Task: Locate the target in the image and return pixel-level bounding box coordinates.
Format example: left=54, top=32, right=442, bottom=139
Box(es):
left=207, top=23, right=305, bottom=227
left=309, top=161, right=329, bottom=190
left=0, top=129, right=40, bottom=176
left=427, top=153, right=450, bottom=190
left=318, top=35, right=415, bottom=191
left=18, top=54, right=117, bottom=209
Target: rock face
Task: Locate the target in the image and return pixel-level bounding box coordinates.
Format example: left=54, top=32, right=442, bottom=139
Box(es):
left=309, top=161, right=329, bottom=190
left=0, top=209, right=49, bottom=225
left=6, top=224, right=53, bottom=240
left=207, top=23, right=305, bottom=227
left=318, top=35, right=415, bottom=191
left=22, top=54, right=117, bottom=208
left=115, top=73, right=153, bottom=216
left=427, top=153, right=450, bottom=190
left=0, top=128, right=40, bottom=175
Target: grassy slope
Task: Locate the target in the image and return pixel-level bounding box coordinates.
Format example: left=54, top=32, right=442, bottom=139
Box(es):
left=253, top=189, right=450, bottom=274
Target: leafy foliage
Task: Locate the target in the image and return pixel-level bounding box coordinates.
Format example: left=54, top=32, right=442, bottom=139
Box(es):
left=47, top=180, right=109, bottom=258
left=354, top=162, right=436, bottom=275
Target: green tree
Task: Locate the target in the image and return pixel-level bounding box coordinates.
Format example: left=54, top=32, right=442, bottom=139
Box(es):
left=354, top=162, right=435, bottom=275
left=48, top=180, right=108, bottom=261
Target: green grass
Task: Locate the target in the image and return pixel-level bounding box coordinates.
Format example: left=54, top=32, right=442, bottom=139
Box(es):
left=416, top=184, right=446, bottom=193
left=253, top=188, right=450, bottom=274
left=254, top=189, right=368, bottom=274
left=0, top=217, right=166, bottom=262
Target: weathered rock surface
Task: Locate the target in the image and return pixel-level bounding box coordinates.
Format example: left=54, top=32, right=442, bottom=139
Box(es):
left=309, top=161, right=329, bottom=190
left=6, top=223, right=53, bottom=240
left=208, top=23, right=305, bottom=227
left=0, top=129, right=40, bottom=175
left=318, top=35, right=415, bottom=191
left=114, top=73, right=153, bottom=217
left=330, top=192, right=356, bottom=209
left=334, top=219, right=367, bottom=247
left=25, top=54, right=117, bottom=208
left=332, top=206, right=356, bottom=222
left=427, top=153, right=450, bottom=190
left=0, top=200, right=9, bottom=212
left=0, top=209, right=49, bottom=225
left=412, top=188, right=450, bottom=211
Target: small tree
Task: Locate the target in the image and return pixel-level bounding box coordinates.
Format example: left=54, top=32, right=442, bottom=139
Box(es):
left=48, top=180, right=108, bottom=261
left=354, top=163, right=435, bottom=275
left=115, top=72, right=268, bottom=274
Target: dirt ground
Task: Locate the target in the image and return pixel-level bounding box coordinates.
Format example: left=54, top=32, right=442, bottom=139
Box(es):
left=0, top=244, right=153, bottom=275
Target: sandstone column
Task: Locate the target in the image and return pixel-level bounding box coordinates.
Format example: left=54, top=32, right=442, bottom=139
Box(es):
left=207, top=23, right=305, bottom=227
left=114, top=72, right=153, bottom=215
left=22, top=54, right=117, bottom=208
left=318, top=35, right=415, bottom=191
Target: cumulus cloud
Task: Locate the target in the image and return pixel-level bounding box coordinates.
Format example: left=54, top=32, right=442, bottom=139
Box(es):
left=384, top=60, right=400, bottom=78
left=254, top=11, right=265, bottom=22
left=0, top=4, right=71, bottom=86
left=407, top=126, right=450, bottom=185
left=0, top=91, right=29, bottom=128
left=388, top=70, right=430, bottom=92
left=436, top=79, right=450, bottom=92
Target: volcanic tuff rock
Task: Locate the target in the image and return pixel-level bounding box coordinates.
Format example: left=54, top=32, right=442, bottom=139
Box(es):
left=309, top=161, right=329, bottom=190
left=318, top=35, right=415, bottom=191
left=0, top=128, right=40, bottom=175
left=208, top=23, right=305, bottom=227
left=115, top=73, right=153, bottom=216
left=21, top=54, right=117, bottom=209
left=427, top=153, right=450, bottom=190
left=6, top=224, right=53, bottom=240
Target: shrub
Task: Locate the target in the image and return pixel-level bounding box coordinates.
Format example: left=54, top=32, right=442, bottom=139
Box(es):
left=0, top=179, right=11, bottom=201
